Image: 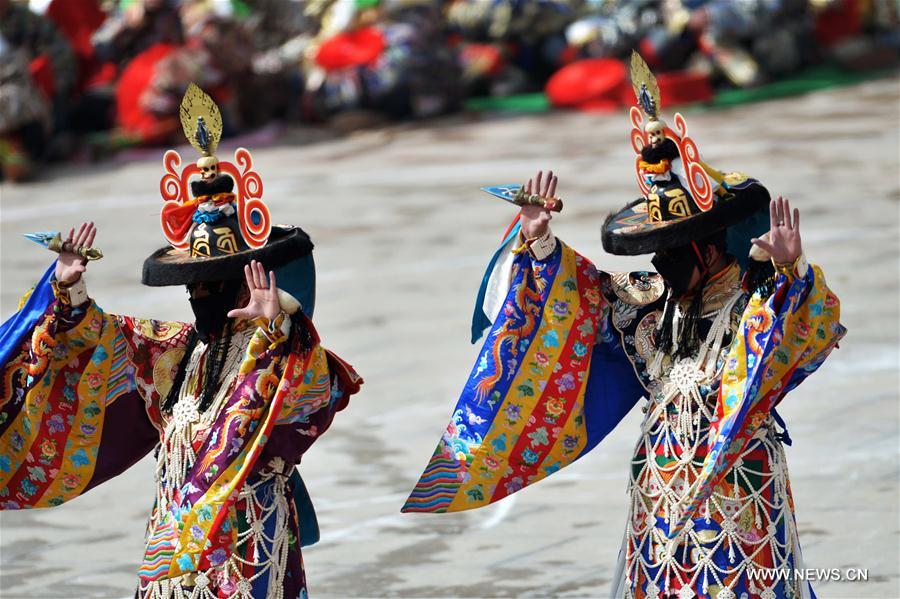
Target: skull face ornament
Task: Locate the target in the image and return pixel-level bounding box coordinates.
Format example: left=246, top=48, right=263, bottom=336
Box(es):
left=719, top=497, right=741, bottom=521
left=645, top=120, right=667, bottom=149
left=670, top=476, right=687, bottom=499
left=197, top=156, right=219, bottom=181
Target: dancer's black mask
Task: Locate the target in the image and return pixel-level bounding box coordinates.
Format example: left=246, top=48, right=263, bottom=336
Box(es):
left=651, top=245, right=701, bottom=297
left=188, top=279, right=242, bottom=342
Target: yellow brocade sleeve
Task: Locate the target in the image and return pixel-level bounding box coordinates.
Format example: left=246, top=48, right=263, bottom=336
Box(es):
left=0, top=293, right=190, bottom=510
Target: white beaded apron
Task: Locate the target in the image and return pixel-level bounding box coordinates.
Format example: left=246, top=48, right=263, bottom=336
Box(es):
left=138, top=329, right=294, bottom=599
left=612, top=272, right=806, bottom=599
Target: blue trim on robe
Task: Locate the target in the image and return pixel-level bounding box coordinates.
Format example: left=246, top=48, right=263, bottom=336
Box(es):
left=0, top=261, right=56, bottom=365
left=461, top=245, right=565, bottom=445
left=726, top=208, right=769, bottom=272
left=275, top=254, right=316, bottom=319
left=292, top=469, right=320, bottom=547
left=579, top=336, right=644, bottom=459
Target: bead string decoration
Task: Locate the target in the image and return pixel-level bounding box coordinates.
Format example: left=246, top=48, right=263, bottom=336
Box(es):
left=614, top=274, right=799, bottom=598
left=140, top=328, right=297, bottom=599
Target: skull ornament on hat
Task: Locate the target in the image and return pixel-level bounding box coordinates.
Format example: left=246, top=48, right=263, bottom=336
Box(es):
left=197, top=155, right=219, bottom=181
left=600, top=52, right=771, bottom=257
left=644, top=119, right=666, bottom=150
left=157, top=83, right=271, bottom=258
left=141, top=84, right=313, bottom=288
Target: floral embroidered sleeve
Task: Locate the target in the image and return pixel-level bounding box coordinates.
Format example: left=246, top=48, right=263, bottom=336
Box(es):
left=262, top=316, right=363, bottom=467
left=404, top=237, right=646, bottom=513
left=0, top=277, right=191, bottom=509
left=226, top=312, right=363, bottom=473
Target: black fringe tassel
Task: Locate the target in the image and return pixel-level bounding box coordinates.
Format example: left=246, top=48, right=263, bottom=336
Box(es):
left=745, top=259, right=776, bottom=298
left=162, top=314, right=313, bottom=415
left=198, top=320, right=233, bottom=413
left=161, top=320, right=236, bottom=414
left=655, top=289, right=705, bottom=359
left=289, top=314, right=315, bottom=355
left=656, top=297, right=676, bottom=356
left=675, top=288, right=704, bottom=360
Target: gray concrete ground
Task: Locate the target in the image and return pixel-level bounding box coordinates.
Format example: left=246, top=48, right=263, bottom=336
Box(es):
left=0, top=79, right=898, bottom=599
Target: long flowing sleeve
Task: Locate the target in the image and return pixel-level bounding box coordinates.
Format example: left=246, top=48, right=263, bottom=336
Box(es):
left=672, top=256, right=846, bottom=537
left=0, top=271, right=191, bottom=510
left=253, top=331, right=364, bottom=548
left=403, top=229, right=644, bottom=513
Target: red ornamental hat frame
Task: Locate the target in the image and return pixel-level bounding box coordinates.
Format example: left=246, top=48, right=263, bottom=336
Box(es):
left=159, top=147, right=272, bottom=252
left=601, top=53, right=771, bottom=257
left=629, top=106, right=715, bottom=213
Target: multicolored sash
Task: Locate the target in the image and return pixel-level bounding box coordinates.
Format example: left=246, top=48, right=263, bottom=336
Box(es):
left=139, top=339, right=331, bottom=581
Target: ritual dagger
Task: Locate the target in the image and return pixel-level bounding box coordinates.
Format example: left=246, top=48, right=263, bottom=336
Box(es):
left=481, top=185, right=564, bottom=213
left=24, top=231, right=104, bottom=261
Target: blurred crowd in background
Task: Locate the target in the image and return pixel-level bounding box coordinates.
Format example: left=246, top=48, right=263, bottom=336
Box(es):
left=1, top=0, right=897, bottom=182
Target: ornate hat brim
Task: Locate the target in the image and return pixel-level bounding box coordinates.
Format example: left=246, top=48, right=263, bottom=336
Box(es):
left=141, top=226, right=313, bottom=286
left=601, top=177, right=770, bottom=256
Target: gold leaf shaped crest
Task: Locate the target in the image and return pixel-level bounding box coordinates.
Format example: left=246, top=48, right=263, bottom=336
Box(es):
left=179, top=83, right=223, bottom=157
left=629, top=51, right=661, bottom=120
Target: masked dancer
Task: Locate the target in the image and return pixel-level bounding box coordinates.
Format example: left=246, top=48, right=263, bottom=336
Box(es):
left=403, top=53, right=845, bottom=599
left=0, top=84, right=362, bottom=599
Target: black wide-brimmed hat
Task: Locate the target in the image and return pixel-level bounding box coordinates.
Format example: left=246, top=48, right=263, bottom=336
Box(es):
left=603, top=52, right=770, bottom=256
left=142, top=225, right=313, bottom=286
left=142, top=83, right=314, bottom=288
left=601, top=174, right=770, bottom=256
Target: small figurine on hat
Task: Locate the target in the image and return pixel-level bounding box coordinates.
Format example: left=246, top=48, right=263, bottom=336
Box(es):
left=627, top=51, right=733, bottom=225
left=155, top=83, right=264, bottom=259
left=0, top=84, right=362, bottom=598
left=178, top=83, right=241, bottom=252
left=631, top=53, right=681, bottom=193
left=404, top=53, right=846, bottom=599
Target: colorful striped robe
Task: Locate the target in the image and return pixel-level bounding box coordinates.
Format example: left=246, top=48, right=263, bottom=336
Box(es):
left=0, top=266, right=361, bottom=598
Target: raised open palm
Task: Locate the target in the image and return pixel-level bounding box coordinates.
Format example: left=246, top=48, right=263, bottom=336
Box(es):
left=227, top=260, right=281, bottom=321
left=519, top=169, right=559, bottom=239
left=55, top=222, right=96, bottom=285
left=751, top=195, right=803, bottom=265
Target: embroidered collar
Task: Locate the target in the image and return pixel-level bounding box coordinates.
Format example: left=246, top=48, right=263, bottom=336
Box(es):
left=701, top=260, right=741, bottom=313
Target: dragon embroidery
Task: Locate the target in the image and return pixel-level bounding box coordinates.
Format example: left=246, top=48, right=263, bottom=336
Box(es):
left=196, top=393, right=262, bottom=474
left=474, top=261, right=550, bottom=401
